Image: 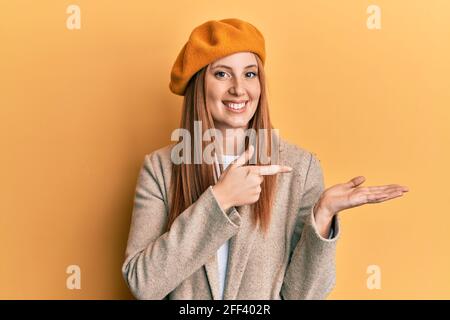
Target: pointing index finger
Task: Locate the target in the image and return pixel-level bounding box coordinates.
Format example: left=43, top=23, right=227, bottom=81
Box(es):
left=249, top=165, right=293, bottom=175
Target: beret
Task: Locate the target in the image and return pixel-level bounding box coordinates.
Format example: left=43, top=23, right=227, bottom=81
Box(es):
left=169, top=18, right=266, bottom=96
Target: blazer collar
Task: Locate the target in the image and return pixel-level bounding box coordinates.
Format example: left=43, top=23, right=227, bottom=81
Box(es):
left=205, top=136, right=285, bottom=300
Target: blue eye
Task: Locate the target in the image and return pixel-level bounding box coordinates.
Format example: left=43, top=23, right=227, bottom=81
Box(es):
left=214, top=71, right=228, bottom=78
left=214, top=71, right=258, bottom=79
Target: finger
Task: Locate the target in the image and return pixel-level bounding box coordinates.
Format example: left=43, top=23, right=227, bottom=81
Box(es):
left=347, top=176, right=365, bottom=188
left=249, top=165, right=293, bottom=176
left=366, top=184, right=400, bottom=192
left=366, top=189, right=405, bottom=203
left=368, top=186, right=409, bottom=198
left=367, top=184, right=409, bottom=192
left=385, top=188, right=407, bottom=197
left=366, top=186, right=405, bottom=195
left=376, top=191, right=404, bottom=203
left=232, top=144, right=254, bottom=168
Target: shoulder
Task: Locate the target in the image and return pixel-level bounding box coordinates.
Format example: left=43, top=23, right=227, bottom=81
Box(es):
left=145, top=143, right=176, bottom=165
left=139, top=143, right=177, bottom=182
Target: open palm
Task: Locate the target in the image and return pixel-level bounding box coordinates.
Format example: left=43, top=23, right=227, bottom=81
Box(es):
left=318, top=176, right=409, bottom=216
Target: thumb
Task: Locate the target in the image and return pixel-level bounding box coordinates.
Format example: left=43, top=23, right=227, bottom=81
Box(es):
left=347, top=176, right=366, bottom=188
left=232, top=144, right=255, bottom=168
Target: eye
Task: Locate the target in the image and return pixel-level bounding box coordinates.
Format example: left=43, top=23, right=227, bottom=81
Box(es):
left=246, top=71, right=258, bottom=78
left=214, top=71, right=229, bottom=79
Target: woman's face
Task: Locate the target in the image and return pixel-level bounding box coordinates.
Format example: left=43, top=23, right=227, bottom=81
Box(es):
left=205, top=52, right=261, bottom=132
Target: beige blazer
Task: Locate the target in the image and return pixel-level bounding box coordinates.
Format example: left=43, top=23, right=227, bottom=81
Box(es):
left=121, top=137, right=340, bottom=300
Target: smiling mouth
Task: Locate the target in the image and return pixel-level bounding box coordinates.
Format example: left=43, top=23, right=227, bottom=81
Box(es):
left=222, top=100, right=248, bottom=113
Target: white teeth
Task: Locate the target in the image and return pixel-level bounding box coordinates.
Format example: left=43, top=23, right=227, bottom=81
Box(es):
left=224, top=101, right=247, bottom=109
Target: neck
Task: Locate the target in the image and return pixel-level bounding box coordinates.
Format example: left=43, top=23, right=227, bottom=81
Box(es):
left=215, top=126, right=248, bottom=156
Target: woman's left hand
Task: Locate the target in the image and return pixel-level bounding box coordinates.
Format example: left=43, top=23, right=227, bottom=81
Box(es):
left=313, top=176, right=409, bottom=237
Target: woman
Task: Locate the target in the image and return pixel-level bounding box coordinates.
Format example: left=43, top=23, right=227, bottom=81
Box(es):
left=121, top=18, right=409, bottom=300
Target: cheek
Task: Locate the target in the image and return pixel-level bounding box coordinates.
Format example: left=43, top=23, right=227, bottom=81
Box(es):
left=248, top=81, right=261, bottom=98
left=249, top=85, right=261, bottom=108
left=206, top=81, right=225, bottom=102
left=206, top=91, right=226, bottom=119
left=205, top=84, right=221, bottom=107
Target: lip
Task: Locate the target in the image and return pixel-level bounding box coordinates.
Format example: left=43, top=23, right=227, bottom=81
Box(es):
left=222, top=100, right=248, bottom=113
left=222, top=100, right=249, bottom=104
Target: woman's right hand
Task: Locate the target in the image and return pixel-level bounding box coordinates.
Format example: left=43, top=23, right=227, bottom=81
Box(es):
left=211, top=145, right=293, bottom=211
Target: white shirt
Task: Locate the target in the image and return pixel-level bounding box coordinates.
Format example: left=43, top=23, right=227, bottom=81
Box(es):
left=216, top=154, right=239, bottom=300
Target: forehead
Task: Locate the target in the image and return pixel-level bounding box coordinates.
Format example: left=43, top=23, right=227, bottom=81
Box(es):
left=210, top=52, right=258, bottom=68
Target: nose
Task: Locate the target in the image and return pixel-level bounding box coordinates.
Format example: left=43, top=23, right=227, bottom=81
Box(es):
left=229, top=77, right=246, bottom=96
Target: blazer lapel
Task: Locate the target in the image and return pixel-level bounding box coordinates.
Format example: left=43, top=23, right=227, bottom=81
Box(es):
left=204, top=254, right=221, bottom=300
left=223, top=135, right=285, bottom=299
left=204, top=204, right=259, bottom=300
left=203, top=153, right=228, bottom=300
left=205, top=136, right=285, bottom=300
left=222, top=204, right=259, bottom=300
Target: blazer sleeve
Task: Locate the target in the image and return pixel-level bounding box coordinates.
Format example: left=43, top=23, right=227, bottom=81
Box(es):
left=121, top=153, right=242, bottom=300
left=280, top=152, right=340, bottom=300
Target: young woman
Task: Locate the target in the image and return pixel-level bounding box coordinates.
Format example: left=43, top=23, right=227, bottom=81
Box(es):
left=122, top=18, right=409, bottom=300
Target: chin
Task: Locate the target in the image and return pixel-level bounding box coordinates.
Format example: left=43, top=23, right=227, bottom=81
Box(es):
left=224, top=118, right=251, bottom=128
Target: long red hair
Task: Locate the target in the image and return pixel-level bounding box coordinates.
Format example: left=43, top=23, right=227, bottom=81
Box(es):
left=167, top=54, right=278, bottom=236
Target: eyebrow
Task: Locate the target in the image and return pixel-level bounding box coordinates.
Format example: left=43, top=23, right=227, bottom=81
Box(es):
left=211, top=64, right=258, bottom=70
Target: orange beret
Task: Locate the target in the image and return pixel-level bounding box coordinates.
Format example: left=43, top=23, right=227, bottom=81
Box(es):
left=169, top=18, right=266, bottom=96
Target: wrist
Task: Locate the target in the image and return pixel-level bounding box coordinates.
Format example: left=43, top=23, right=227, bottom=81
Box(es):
left=313, top=200, right=335, bottom=220
left=313, top=201, right=335, bottom=238
left=211, top=185, right=232, bottom=212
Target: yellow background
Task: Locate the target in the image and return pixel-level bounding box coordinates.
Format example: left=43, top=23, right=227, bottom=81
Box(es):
left=1, top=0, right=449, bottom=299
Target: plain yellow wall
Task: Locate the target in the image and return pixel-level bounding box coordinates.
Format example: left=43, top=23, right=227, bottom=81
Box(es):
left=1, top=0, right=449, bottom=299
